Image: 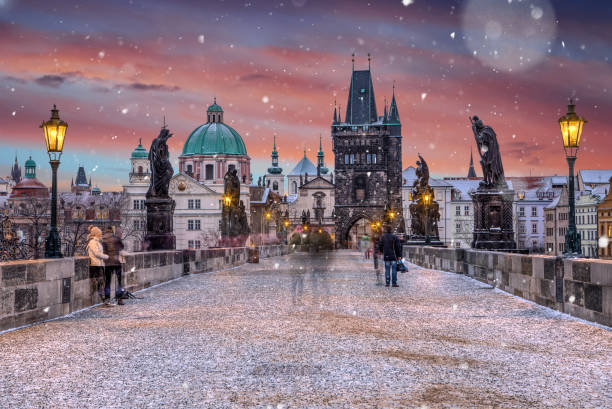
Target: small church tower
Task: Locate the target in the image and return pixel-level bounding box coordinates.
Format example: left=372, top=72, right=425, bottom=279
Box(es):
left=130, top=138, right=150, bottom=184
left=265, top=135, right=284, bottom=195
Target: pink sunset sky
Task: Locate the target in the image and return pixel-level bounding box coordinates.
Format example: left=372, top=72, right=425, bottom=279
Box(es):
left=1, top=0, right=611, bottom=190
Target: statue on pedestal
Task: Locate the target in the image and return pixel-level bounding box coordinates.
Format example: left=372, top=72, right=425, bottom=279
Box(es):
left=469, top=116, right=515, bottom=250
left=408, top=155, right=440, bottom=243
left=145, top=126, right=176, bottom=250
left=221, top=169, right=249, bottom=246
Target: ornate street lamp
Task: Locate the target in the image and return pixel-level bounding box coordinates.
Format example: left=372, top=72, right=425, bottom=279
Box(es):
left=558, top=99, right=586, bottom=256
left=423, top=193, right=432, bottom=245
left=41, top=104, right=67, bottom=258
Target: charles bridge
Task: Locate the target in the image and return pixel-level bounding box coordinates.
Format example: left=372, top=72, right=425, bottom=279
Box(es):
left=0, top=246, right=610, bottom=408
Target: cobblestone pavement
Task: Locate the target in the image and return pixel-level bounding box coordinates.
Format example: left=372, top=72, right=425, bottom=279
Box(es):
left=1, top=250, right=611, bottom=409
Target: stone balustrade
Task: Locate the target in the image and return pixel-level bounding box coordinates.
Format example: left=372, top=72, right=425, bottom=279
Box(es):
left=403, top=246, right=612, bottom=327
left=0, top=245, right=289, bottom=333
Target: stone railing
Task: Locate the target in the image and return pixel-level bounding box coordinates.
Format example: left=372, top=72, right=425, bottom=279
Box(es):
left=0, top=244, right=289, bottom=333
left=403, top=246, right=611, bottom=327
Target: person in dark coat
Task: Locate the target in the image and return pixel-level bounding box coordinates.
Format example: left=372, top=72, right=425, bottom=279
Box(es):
left=102, top=227, right=125, bottom=305
left=378, top=224, right=402, bottom=287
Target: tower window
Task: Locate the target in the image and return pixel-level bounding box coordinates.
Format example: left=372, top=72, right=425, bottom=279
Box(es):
left=273, top=181, right=278, bottom=191
left=138, top=166, right=143, bottom=174
left=292, top=181, right=297, bottom=194
left=354, top=175, right=367, bottom=201
left=186, top=164, right=193, bottom=176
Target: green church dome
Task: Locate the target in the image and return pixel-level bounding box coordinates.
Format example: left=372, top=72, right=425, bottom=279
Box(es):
left=182, top=122, right=247, bottom=156
left=25, top=157, right=36, bottom=168
left=131, top=139, right=148, bottom=159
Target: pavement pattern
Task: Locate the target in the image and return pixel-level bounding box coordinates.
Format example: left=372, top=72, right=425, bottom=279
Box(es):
left=1, top=250, right=610, bottom=409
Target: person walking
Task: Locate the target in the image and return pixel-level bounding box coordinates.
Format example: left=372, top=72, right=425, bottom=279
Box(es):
left=86, top=226, right=109, bottom=304
left=102, top=227, right=126, bottom=305
left=378, top=225, right=402, bottom=287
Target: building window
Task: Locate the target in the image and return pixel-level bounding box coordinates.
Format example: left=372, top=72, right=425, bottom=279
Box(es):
left=188, top=240, right=201, bottom=249
left=519, top=207, right=525, bottom=217
left=133, top=200, right=145, bottom=210
left=354, top=175, right=367, bottom=201
left=372, top=154, right=376, bottom=164
left=272, top=181, right=279, bottom=191
left=205, top=164, right=214, bottom=180
left=188, top=199, right=201, bottom=209
left=456, top=206, right=460, bottom=216
left=531, top=207, right=537, bottom=217
left=292, top=181, right=297, bottom=194
left=464, top=206, right=469, bottom=216
left=344, top=154, right=349, bottom=164
left=186, top=164, right=193, bottom=176
left=455, top=223, right=461, bottom=233
left=187, top=220, right=201, bottom=230
left=532, top=223, right=537, bottom=234
left=350, top=154, right=355, bottom=164
left=519, top=224, right=525, bottom=234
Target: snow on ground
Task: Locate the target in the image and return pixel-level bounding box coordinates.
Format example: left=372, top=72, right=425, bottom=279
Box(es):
left=0, top=250, right=610, bottom=408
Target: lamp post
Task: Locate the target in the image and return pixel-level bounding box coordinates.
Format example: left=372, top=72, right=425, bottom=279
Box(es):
left=41, top=104, right=67, bottom=259
left=558, top=99, right=586, bottom=257
left=423, top=193, right=431, bottom=244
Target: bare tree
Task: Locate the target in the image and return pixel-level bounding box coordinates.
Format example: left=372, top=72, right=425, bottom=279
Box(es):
left=11, top=196, right=51, bottom=259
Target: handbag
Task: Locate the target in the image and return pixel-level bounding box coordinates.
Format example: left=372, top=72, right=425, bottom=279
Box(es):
left=392, top=240, right=406, bottom=272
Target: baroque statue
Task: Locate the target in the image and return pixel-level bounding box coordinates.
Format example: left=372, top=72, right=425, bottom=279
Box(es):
left=470, top=116, right=506, bottom=189
left=409, top=154, right=440, bottom=241
left=220, top=169, right=249, bottom=246
left=144, top=125, right=176, bottom=250
left=146, top=127, right=174, bottom=198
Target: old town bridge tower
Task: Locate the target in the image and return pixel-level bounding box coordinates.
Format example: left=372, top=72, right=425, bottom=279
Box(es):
left=332, top=56, right=404, bottom=247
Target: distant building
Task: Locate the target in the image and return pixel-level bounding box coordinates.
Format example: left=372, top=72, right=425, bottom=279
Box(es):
left=9, top=157, right=48, bottom=200
left=122, top=100, right=251, bottom=251
left=0, top=177, right=8, bottom=196
left=332, top=58, right=404, bottom=247
left=510, top=177, right=557, bottom=253
left=597, top=177, right=612, bottom=259
left=544, top=186, right=571, bottom=256
left=575, top=191, right=601, bottom=258
left=9, top=155, right=21, bottom=186
left=71, top=166, right=92, bottom=195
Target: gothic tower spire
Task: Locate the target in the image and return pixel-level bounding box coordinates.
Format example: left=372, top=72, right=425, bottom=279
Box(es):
left=467, top=148, right=477, bottom=178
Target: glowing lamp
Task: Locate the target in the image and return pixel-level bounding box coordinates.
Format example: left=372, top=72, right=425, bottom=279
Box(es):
left=223, top=195, right=231, bottom=206
left=558, top=99, right=586, bottom=158
left=41, top=104, right=67, bottom=160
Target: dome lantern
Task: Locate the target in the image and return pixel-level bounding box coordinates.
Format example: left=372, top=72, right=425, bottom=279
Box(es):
left=207, top=97, right=224, bottom=123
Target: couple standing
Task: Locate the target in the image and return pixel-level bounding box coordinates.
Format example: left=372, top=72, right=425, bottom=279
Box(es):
left=378, top=225, right=403, bottom=287
left=86, top=226, right=125, bottom=305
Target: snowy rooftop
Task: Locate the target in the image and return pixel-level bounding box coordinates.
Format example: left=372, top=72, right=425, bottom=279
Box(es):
left=402, top=166, right=452, bottom=188
left=579, top=169, right=612, bottom=185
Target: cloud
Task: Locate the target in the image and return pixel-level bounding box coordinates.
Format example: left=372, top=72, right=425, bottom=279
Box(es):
left=123, top=83, right=180, bottom=92
left=34, top=74, right=66, bottom=88
left=239, top=73, right=272, bottom=82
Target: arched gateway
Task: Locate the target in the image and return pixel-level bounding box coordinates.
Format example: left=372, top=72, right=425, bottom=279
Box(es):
left=332, top=56, right=404, bottom=248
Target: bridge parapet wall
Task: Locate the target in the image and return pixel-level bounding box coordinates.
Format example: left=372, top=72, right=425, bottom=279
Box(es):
left=0, top=245, right=289, bottom=333
left=403, top=246, right=612, bottom=327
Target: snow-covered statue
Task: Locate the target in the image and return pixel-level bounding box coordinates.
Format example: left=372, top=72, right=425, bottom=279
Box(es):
left=470, top=116, right=506, bottom=189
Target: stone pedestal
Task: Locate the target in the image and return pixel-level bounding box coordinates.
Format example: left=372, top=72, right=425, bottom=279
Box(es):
left=470, top=189, right=516, bottom=250
left=145, top=198, right=176, bottom=250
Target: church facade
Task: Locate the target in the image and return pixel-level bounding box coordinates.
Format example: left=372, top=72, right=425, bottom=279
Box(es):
left=332, top=58, right=404, bottom=247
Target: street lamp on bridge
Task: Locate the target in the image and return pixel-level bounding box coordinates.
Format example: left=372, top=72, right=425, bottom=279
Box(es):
left=41, top=104, right=67, bottom=259
left=558, top=99, right=586, bottom=257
